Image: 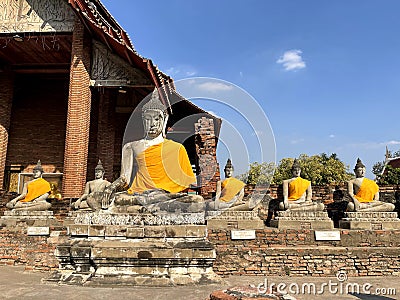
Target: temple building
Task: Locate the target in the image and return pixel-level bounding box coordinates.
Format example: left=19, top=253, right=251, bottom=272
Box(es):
left=0, top=0, right=220, bottom=199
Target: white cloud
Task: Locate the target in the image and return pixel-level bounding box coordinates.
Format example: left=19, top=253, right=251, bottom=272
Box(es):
left=277, top=49, right=306, bottom=71
left=164, top=66, right=197, bottom=77
left=329, top=134, right=335, bottom=138
left=197, top=82, right=233, bottom=92
left=386, top=140, right=400, bottom=145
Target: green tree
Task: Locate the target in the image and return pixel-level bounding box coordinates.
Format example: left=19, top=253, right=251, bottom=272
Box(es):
left=241, top=153, right=352, bottom=186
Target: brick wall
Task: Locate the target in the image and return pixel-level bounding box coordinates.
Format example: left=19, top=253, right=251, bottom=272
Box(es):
left=209, top=229, right=400, bottom=276
left=195, top=117, right=220, bottom=198
left=5, top=75, right=68, bottom=173
left=0, top=228, right=63, bottom=271
left=62, top=17, right=92, bottom=198
left=0, top=69, right=13, bottom=188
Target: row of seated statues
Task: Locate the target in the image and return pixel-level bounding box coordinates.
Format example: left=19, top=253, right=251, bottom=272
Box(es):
left=5, top=89, right=397, bottom=216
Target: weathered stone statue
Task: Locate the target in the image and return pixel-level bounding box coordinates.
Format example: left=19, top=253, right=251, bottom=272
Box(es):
left=347, top=158, right=395, bottom=212
left=281, top=159, right=324, bottom=211
left=71, top=160, right=111, bottom=210
left=211, top=159, right=247, bottom=210
left=97, top=89, right=204, bottom=213
left=6, top=160, right=51, bottom=211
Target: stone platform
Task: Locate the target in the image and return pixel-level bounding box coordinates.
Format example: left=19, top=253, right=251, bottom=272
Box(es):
left=0, top=210, right=62, bottom=228
left=339, top=212, right=400, bottom=230
left=271, top=211, right=334, bottom=230
left=49, top=212, right=220, bottom=286
left=206, top=210, right=264, bottom=230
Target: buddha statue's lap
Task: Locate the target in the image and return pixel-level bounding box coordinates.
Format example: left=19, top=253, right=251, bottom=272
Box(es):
left=347, top=158, right=395, bottom=212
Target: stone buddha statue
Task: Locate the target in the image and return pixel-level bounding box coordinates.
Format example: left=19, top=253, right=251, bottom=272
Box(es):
left=71, top=160, right=111, bottom=210
left=280, top=159, right=324, bottom=211
left=97, top=89, right=204, bottom=213
left=347, top=158, right=395, bottom=212
left=211, top=159, right=247, bottom=210
left=6, top=160, right=51, bottom=211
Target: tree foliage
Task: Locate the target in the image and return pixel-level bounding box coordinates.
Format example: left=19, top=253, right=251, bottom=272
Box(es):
left=240, top=153, right=352, bottom=185
left=373, top=148, right=400, bottom=184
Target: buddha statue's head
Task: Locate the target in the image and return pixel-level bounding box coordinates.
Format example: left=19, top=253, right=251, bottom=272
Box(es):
left=224, top=158, right=234, bottom=178
left=142, top=89, right=168, bottom=139
left=32, top=160, right=44, bottom=179
left=291, top=159, right=301, bottom=177
left=95, top=159, right=105, bottom=179
left=354, top=158, right=366, bottom=178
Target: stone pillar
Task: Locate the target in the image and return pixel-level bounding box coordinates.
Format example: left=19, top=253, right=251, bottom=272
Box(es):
left=194, top=117, right=220, bottom=199
left=0, top=69, right=14, bottom=189
left=96, top=89, right=115, bottom=181
left=62, top=18, right=92, bottom=198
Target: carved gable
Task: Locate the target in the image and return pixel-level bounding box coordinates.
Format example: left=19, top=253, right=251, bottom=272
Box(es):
left=91, top=40, right=151, bottom=86
left=0, top=0, right=75, bottom=33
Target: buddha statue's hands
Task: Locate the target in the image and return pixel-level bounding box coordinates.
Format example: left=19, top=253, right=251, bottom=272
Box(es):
left=353, top=198, right=360, bottom=211
left=283, top=200, right=289, bottom=210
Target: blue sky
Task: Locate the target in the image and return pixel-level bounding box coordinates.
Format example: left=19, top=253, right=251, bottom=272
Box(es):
left=103, top=0, right=400, bottom=178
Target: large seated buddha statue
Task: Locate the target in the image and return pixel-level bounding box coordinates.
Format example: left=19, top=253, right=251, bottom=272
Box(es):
left=6, top=160, right=51, bottom=211
left=347, top=158, right=395, bottom=212
left=96, top=89, right=204, bottom=213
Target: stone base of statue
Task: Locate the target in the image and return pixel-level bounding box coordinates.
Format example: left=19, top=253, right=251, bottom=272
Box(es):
left=339, top=212, right=400, bottom=230
left=0, top=210, right=61, bottom=228
left=270, top=211, right=334, bottom=230
left=47, top=211, right=220, bottom=286
left=206, top=210, right=264, bottom=229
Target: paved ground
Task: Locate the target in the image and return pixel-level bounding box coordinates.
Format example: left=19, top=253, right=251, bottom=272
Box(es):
left=0, top=265, right=398, bottom=300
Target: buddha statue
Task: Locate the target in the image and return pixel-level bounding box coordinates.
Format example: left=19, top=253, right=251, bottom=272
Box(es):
left=347, top=158, right=395, bottom=212
left=97, top=89, right=204, bottom=213
left=6, top=160, right=51, bottom=211
left=210, top=159, right=247, bottom=210
left=266, top=158, right=324, bottom=225
left=280, top=159, right=324, bottom=211
left=71, top=160, right=111, bottom=210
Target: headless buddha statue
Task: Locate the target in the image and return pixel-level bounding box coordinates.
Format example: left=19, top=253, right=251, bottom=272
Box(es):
left=98, top=89, right=204, bottom=213
left=72, top=160, right=111, bottom=210
left=6, top=160, right=51, bottom=211
left=347, top=158, right=395, bottom=212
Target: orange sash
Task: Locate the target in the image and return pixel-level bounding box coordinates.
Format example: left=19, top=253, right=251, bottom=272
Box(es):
left=354, top=178, right=379, bottom=203
left=20, top=178, right=51, bottom=202
left=220, top=177, right=245, bottom=202
left=288, top=177, right=310, bottom=200
left=128, top=139, right=196, bottom=194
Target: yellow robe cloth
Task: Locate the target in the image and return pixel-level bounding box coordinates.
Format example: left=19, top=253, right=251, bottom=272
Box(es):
left=128, top=139, right=196, bottom=194
left=20, top=178, right=51, bottom=202
left=354, top=178, right=379, bottom=203
left=220, top=177, right=246, bottom=202
left=288, top=177, right=310, bottom=200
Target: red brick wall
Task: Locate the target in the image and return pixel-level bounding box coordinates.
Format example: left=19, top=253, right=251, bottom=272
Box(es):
left=209, top=229, right=400, bottom=276
left=0, top=69, right=13, bottom=188
left=5, top=75, right=68, bottom=173
left=62, top=17, right=92, bottom=198
left=195, top=117, right=220, bottom=198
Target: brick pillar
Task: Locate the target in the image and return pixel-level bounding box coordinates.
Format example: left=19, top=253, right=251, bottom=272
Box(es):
left=0, top=69, right=13, bottom=189
left=96, top=89, right=115, bottom=181
left=194, top=117, right=220, bottom=199
left=62, top=18, right=92, bottom=198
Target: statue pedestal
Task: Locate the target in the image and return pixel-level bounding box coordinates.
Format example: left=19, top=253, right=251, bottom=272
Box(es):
left=271, top=211, right=334, bottom=230
left=0, top=210, right=61, bottom=228
left=339, top=212, right=400, bottom=230
left=206, top=210, right=264, bottom=229
left=48, top=212, right=220, bottom=286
